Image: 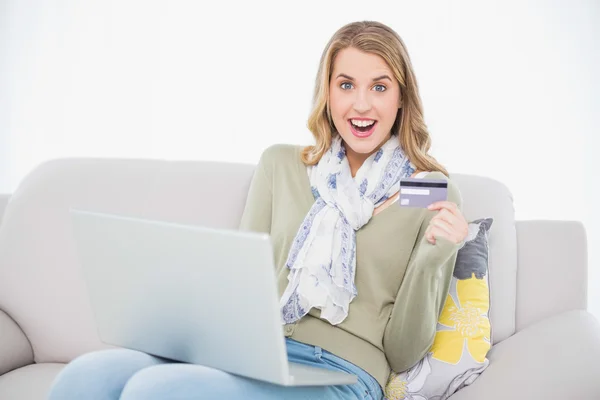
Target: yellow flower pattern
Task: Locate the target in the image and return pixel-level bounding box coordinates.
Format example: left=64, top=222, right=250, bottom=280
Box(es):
left=386, top=378, right=408, bottom=399
left=430, top=273, right=491, bottom=364
left=385, top=356, right=431, bottom=400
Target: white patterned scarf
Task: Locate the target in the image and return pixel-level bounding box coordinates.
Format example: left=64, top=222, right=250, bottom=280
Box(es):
left=280, top=134, right=417, bottom=325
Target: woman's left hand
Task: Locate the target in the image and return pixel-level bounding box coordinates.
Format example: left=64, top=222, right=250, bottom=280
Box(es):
left=425, top=201, right=468, bottom=245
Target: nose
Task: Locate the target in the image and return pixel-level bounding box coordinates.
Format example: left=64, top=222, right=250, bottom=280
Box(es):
left=352, top=89, right=372, bottom=114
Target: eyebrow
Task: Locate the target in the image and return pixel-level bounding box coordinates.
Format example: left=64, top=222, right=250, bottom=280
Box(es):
left=336, top=73, right=392, bottom=82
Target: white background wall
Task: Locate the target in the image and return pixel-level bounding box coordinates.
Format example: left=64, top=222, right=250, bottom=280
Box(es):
left=1, top=0, right=599, bottom=313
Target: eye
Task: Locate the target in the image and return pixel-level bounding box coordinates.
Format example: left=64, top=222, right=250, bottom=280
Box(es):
left=373, top=84, right=387, bottom=92
left=340, top=82, right=353, bottom=90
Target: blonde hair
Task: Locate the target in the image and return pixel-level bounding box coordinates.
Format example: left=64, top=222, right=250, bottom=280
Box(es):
left=302, top=21, right=449, bottom=177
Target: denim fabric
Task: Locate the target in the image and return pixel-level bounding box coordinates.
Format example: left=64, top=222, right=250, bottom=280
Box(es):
left=285, top=338, right=383, bottom=400
left=48, top=338, right=384, bottom=400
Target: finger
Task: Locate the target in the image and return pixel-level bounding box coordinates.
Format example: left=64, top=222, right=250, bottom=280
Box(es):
left=426, top=225, right=448, bottom=244
left=428, top=226, right=451, bottom=244
left=430, top=218, right=454, bottom=237
left=427, top=201, right=458, bottom=214
left=427, top=226, right=442, bottom=244
left=425, top=225, right=435, bottom=243
left=431, top=208, right=458, bottom=226
left=430, top=223, right=464, bottom=244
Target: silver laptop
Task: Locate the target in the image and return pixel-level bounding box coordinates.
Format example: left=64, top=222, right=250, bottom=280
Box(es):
left=69, top=209, right=357, bottom=387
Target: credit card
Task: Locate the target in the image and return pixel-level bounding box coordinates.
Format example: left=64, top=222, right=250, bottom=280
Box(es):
left=399, top=177, right=448, bottom=208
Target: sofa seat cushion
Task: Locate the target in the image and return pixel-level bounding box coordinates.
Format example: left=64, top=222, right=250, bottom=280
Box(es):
left=0, top=363, right=65, bottom=400
left=449, top=310, right=600, bottom=399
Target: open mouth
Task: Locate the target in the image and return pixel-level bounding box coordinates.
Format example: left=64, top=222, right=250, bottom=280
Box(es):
left=349, top=119, right=377, bottom=137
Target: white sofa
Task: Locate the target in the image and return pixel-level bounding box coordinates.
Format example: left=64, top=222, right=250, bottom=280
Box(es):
left=0, top=157, right=599, bottom=399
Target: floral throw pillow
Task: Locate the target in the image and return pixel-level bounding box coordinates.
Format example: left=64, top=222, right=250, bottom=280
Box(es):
left=385, top=218, right=494, bottom=400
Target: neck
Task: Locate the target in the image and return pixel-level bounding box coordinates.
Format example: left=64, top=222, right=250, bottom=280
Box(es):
left=343, top=135, right=393, bottom=177
left=346, top=149, right=369, bottom=178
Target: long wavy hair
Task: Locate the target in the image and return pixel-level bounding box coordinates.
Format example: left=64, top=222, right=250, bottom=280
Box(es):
left=302, top=21, right=449, bottom=177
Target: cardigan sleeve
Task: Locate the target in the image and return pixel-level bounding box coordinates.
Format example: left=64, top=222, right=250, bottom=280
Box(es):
left=238, top=147, right=274, bottom=234
left=383, top=175, right=463, bottom=372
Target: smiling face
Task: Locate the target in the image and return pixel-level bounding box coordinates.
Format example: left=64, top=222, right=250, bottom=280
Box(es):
left=329, top=47, right=402, bottom=172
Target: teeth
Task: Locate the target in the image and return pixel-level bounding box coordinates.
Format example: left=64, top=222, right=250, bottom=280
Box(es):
left=351, top=119, right=375, bottom=127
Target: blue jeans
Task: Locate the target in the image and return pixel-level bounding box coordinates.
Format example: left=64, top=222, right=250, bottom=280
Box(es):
left=48, top=338, right=384, bottom=400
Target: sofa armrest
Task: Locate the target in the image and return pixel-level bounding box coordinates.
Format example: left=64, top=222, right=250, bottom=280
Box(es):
left=0, top=309, right=34, bottom=375
left=515, top=220, right=587, bottom=331
left=449, top=310, right=600, bottom=399
left=0, top=194, right=10, bottom=227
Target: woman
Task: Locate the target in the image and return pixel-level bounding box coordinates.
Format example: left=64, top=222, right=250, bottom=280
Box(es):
left=48, top=20, right=468, bottom=400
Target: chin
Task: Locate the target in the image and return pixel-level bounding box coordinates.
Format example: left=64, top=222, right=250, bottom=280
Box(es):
left=339, top=132, right=391, bottom=155
left=345, top=140, right=379, bottom=155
